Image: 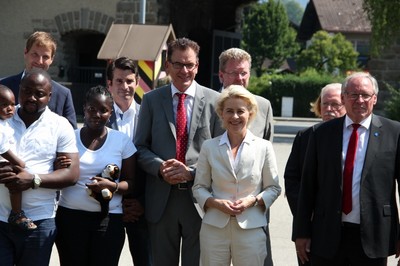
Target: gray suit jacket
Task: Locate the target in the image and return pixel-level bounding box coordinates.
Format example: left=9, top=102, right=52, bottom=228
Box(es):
left=295, top=115, right=400, bottom=259
left=249, top=95, right=274, bottom=141
left=135, top=82, right=222, bottom=223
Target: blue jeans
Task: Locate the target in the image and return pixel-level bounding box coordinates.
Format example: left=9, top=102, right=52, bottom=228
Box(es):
left=0, top=218, right=56, bottom=266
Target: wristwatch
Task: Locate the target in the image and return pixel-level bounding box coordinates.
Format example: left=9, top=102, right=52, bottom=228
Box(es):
left=32, top=174, right=42, bottom=189
left=253, top=195, right=259, bottom=207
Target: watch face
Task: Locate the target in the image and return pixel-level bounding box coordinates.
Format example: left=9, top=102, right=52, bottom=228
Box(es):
left=34, top=175, right=41, bottom=188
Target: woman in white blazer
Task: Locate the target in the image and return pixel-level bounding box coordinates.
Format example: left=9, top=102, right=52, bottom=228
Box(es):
left=192, top=85, right=281, bottom=266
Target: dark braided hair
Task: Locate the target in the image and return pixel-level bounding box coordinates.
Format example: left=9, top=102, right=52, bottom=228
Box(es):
left=84, top=85, right=113, bottom=105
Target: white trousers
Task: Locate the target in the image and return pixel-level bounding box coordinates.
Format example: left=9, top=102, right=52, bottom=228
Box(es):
left=200, top=217, right=267, bottom=266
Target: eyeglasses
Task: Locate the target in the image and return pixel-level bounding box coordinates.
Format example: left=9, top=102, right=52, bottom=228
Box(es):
left=322, top=102, right=343, bottom=111
left=223, top=71, right=249, bottom=78
left=344, top=92, right=375, bottom=101
left=169, top=61, right=198, bottom=70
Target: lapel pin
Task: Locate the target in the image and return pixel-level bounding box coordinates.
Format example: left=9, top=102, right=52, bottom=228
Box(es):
left=374, top=132, right=379, bottom=137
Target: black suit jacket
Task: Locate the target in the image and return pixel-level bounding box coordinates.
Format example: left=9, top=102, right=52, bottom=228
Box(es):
left=295, top=115, right=400, bottom=259
left=0, top=72, right=77, bottom=128
left=284, top=123, right=322, bottom=241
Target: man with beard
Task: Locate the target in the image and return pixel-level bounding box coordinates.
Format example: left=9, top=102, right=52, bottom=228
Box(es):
left=284, top=83, right=346, bottom=266
left=0, top=69, right=79, bottom=266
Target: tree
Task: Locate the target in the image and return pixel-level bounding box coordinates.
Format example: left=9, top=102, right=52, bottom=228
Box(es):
left=242, top=0, right=299, bottom=77
left=363, top=0, right=400, bottom=55
left=296, top=31, right=359, bottom=75
left=282, top=0, right=304, bottom=25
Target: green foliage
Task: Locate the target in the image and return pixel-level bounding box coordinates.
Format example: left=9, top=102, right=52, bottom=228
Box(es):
left=282, top=0, right=304, bottom=25
left=363, top=0, right=400, bottom=55
left=242, top=0, right=300, bottom=77
left=296, top=31, right=359, bottom=75
left=248, top=72, right=343, bottom=117
left=384, top=82, right=400, bottom=121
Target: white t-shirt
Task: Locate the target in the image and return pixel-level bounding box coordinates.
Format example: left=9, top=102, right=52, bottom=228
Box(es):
left=0, top=107, right=78, bottom=222
left=0, top=120, right=13, bottom=156
left=59, top=127, right=136, bottom=214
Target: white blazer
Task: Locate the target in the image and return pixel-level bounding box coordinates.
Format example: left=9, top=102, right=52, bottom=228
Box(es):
left=193, top=130, right=281, bottom=229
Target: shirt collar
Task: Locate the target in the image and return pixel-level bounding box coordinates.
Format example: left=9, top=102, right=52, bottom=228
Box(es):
left=170, top=81, right=196, bottom=98
left=219, top=130, right=253, bottom=147
left=344, top=114, right=372, bottom=130
left=113, top=101, right=136, bottom=115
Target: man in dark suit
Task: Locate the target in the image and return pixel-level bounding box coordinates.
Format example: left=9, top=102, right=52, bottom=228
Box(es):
left=105, top=57, right=152, bottom=266
left=135, top=38, right=221, bottom=266
left=295, top=72, right=400, bottom=265
left=284, top=83, right=345, bottom=266
left=218, top=47, right=274, bottom=266
left=0, top=31, right=76, bottom=128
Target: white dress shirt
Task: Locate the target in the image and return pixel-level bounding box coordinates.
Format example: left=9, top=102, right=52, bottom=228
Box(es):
left=341, top=115, right=371, bottom=223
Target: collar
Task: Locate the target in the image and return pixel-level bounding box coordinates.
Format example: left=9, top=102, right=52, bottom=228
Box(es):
left=14, top=105, right=50, bottom=125
left=219, top=130, right=253, bottom=147
left=344, top=114, right=372, bottom=130
left=170, top=82, right=196, bottom=98
left=113, top=101, right=137, bottom=116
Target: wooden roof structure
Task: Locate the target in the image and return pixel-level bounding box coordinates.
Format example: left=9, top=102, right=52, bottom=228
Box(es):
left=298, top=0, right=371, bottom=41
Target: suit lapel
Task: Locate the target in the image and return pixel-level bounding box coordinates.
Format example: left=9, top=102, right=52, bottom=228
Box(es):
left=188, top=83, right=205, bottom=146
left=160, top=85, right=176, bottom=138
left=218, top=142, right=236, bottom=178
left=361, top=115, right=382, bottom=180
left=107, top=106, right=118, bottom=130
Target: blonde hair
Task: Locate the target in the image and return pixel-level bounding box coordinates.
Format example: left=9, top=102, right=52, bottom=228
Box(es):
left=216, top=85, right=258, bottom=128
left=26, top=31, right=57, bottom=58
left=219, top=48, right=251, bottom=71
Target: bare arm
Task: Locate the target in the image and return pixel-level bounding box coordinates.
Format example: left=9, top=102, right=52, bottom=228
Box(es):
left=2, top=152, right=79, bottom=193
left=1, top=150, right=25, bottom=168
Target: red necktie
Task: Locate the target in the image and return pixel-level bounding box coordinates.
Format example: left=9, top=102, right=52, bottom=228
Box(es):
left=342, top=123, right=360, bottom=214
left=176, top=93, right=188, bottom=163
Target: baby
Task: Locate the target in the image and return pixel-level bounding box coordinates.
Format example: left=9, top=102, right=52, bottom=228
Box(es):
left=0, top=85, right=35, bottom=230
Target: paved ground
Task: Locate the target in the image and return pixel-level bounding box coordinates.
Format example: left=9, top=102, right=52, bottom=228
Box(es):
left=49, top=118, right=399, bottom=265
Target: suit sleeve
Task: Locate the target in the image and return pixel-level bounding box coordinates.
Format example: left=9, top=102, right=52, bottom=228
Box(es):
left=294, top=127, right=318, bottom=239
left=134, top=93, right=164, bottom=178
left=284, top=130, right=304, bottom=216
left=62, top=88, right=77, bottom=129
left=265, top=101, right=274, bottom=142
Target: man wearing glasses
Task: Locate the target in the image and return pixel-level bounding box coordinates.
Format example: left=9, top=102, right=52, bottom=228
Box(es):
left=295, top=72, right=400, bottom=265
left=285, top=83, right=346, bottom=266
left=218, top=48, right=274, bottom=142
left=135, top=38, right=221, bottom=266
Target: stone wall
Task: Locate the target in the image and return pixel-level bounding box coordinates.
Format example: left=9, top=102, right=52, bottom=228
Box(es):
left=0, top=0, right=161, bottom=78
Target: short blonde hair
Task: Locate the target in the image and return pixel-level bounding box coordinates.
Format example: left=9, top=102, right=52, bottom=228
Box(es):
left=216, top=85, right=258, bottom=128
left=219, top=48, right=251, bottom=72
left=26, top=31, right=57, bottom=58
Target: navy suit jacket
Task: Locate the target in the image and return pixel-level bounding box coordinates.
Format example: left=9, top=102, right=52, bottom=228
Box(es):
left=0, top=72, right=77, bottom=128
left=295, top=115, right=400, bottom=259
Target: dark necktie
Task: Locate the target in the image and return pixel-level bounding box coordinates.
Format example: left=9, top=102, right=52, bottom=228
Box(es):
left=176, top=93, right=187, bottom=163
left=342, top=123, right=361, bottom=214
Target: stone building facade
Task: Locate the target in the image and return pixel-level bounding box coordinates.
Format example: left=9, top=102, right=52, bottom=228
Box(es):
left=0, top=0, right=253, bottom=87
left=0, top=0, right=161, bottom=82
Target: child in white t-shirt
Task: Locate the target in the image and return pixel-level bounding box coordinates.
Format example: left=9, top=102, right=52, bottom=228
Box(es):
left=0, top=85, right=35, bottom=230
